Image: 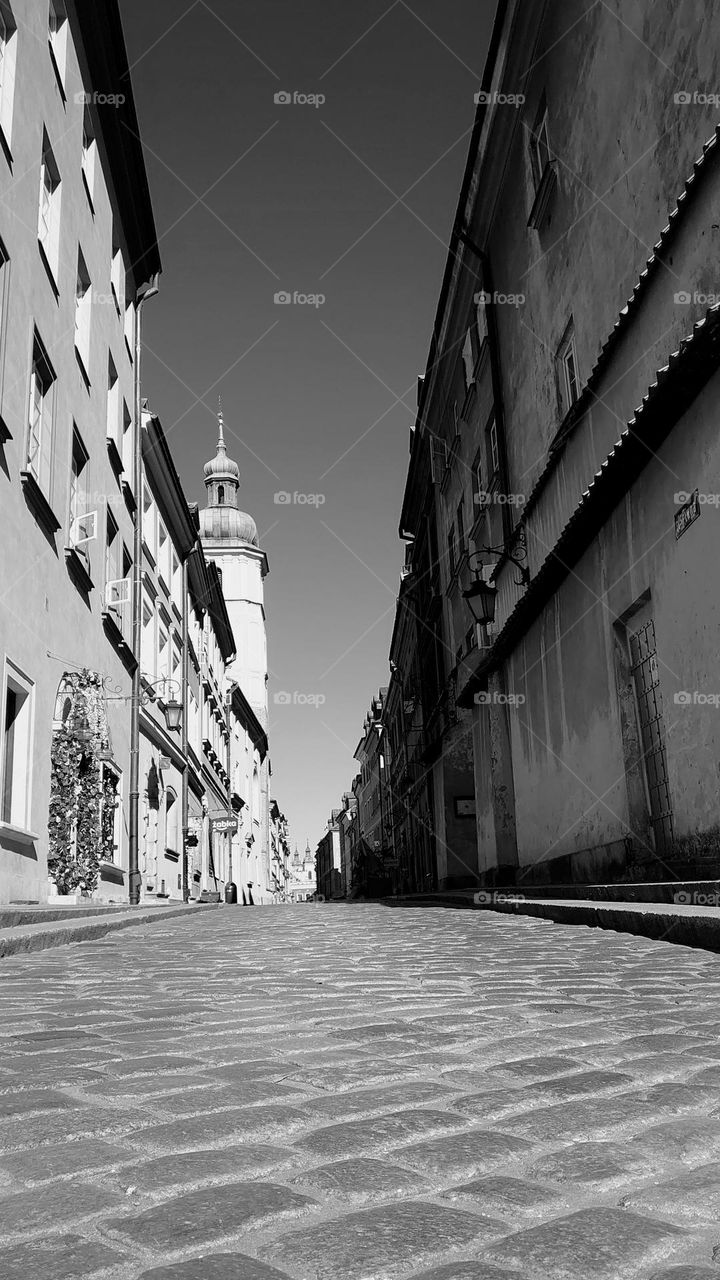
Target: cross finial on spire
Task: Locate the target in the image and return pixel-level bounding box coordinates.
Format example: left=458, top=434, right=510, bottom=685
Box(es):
left=217, top=396, right=226, bottom=450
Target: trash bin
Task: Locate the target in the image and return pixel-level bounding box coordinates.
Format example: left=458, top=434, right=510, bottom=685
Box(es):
left=224, top=882, right=238, bottom=905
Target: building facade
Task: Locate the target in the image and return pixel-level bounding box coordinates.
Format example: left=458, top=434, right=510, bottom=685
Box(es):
left=286, top=840, right=316, bottom=903
left=198, top=410, right=273, bottom=903
left=0, top=0, right=160, bottom=903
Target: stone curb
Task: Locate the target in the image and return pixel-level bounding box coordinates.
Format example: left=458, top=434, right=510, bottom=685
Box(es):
left=0, top=903, right=221, bottom=959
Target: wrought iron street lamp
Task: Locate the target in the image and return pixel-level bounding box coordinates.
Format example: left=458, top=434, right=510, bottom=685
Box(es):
left=463, top=545, right=530, bottom=627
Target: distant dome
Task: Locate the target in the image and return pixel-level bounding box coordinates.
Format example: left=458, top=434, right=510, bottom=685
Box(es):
left=198, top=404, right=258, bottom=547
left=199, top=505, right=258, bottom=546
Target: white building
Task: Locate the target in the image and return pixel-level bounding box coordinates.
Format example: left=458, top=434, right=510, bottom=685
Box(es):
left=198, top=410, right=273, bottom=903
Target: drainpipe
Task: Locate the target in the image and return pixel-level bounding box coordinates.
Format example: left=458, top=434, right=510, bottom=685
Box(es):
left=128, top=276, right=160, bottom=906
left=181, top=553, right=190, bottom=902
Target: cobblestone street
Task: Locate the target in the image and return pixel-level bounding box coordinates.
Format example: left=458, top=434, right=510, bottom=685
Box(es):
left=2, top=906, right=720, bottom=1279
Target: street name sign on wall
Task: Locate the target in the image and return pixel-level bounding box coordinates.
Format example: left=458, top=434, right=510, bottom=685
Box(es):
left=675, top=489, right=700, bottom=539
left=210, top=816, right=238, bottom=835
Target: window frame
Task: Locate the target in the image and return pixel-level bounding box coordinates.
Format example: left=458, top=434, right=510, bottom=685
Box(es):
left=0, top=658, right=34, bottom=834
left=74, top=247, right=92, bottom=383
left=48, top=0, right=68, bottom=96
left=26, top=329, right=56, bottom=500
left=0, top=2, right=17, bottom=154
left=38, top=131, right=61, bottom=288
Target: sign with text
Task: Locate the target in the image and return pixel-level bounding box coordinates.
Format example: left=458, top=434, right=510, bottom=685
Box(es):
left=675, top=489, right=700, bottom=539
left=210, top=816, right=238, bottom=835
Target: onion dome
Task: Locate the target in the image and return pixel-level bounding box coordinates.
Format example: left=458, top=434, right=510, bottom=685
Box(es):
left=199, top=402, right=258, bottom=547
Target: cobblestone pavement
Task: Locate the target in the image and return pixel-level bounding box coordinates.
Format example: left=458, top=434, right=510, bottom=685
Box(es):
left=3, top=906, right=720, bottom=1279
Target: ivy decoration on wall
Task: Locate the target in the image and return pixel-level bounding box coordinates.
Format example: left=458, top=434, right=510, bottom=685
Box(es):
left=48, top=670, right=114, bottom=894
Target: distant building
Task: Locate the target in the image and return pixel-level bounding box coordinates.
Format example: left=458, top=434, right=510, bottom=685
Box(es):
left=286, top=839, right=316, bottom=903
left=198, top=409, right=273, bottom=903
left=316, top=817, right=342, bottom=900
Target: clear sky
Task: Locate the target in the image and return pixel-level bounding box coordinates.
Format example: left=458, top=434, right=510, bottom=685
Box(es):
left=120, top=0, right=495, bottom=853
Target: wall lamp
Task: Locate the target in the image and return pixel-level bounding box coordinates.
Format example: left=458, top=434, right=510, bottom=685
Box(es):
left=462, top=547, right=530, bottom=627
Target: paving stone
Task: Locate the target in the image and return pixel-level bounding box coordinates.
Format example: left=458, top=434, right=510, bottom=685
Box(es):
left=621, top=1161, right=720, bottom=1225
left=388, top=1129, right=531, bottom=1180
left=440, top=1173, right=560, bottom=1214
left=139, top=1257, right=293, bottom=1279
left=0, top=1180, right=124, bottom=1236
left=0, top=1234, right=124, bottom=1279
left=305, top=1080, right=453, bottom=1120
left=629, top=1117, right=720, bottom=1162
left=126, top=1105, right=308, bottom=1152
left=0, top=1138, right=135, bottom=1184
left=259, top=1200, right=506, bottom=1280
left=99, top=1054, right=208, bottom=1077
left=145, top=1080, right=303, bottom=1115
left=497, top=1093, right=662, bottom=1140
left=408, top=1264, right=526, bottom=1279
left=116, top=1144, right=301, bottom=1191
left=527, top=1140, right=648, bottom=1185
left=295, top=1108, right=466, bottom=1157
left=523, top=1069, right=634, bottom=1100
left=289, top=1156, right=431, bottom=1201
left=0, top=1089, right=77, bottom=1117
left=484, top=1207, right=684, bottom=1278
left=109, top=1181, right=315, bottom=1250
left=486, top=1055, right=583, bottom=1080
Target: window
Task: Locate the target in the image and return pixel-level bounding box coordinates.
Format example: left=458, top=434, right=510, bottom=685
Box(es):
left=100, top=763, right=121, bottom=863
left=218, top=484, right=224, bottom=505
left=26, top=330, right=56, bottom=497
left=472, top=450, right=484, bottom=507
left=122, top=400, right=132, bottom=475
left=0, top=3, right=17, bottom=148
left=74, top=249, right=91, bottom=380
left=48, top=0, right=68, bottom=92
left=106, top=353, right=119, bottom=448
left=447, top=526, right=457, bottom=578
left=105, top=508, right=120, bottom=598
left=456, top=497, right=465, bottom=554
left=141, top=592, right=155, bottom=680
left=68, top=427, right=88, bottom=542
left=110, top=236, right=124, bottom=315
left=558, top=323, right=580, bottom=416
left=81, top=108, right=97, bottom=207
left=530, top=92, right=550, bottom=187
left=165, top=788, right=179, bottom=853
left=124, top=302, right=134, bottom=361
left=142, top=480, right=157, bottom=559
left=158, top=624, right=170, bottom=683
left=486, top=415, right=500, bottom=479
left=158, top=520, right=170, bottom=587
left=171, top=550, right=182, bottom=612
left=38, top=132, right=61, bottom=283
left=462, top=329, right=474, bottom=392
left=1, top=661, right=33, bottom=830
left=171, top=637, right=182, bottom=684
left=475, top=295, right=488, bottom=351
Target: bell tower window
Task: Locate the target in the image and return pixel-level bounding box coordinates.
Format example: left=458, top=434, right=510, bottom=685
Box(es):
left=218, top=484, right=224, bottom=505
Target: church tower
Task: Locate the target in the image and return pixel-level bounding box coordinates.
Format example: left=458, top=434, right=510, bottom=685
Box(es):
left=198, top=406, right=269, bottom=728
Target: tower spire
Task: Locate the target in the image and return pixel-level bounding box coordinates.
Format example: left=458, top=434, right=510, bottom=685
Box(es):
left=217, top=396, right=226, bottom=451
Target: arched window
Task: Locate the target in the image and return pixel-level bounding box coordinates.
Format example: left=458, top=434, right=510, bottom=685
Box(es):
left=218, top=484, right=225, bottom=505
left=165, top=788, right=179, bottom=852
